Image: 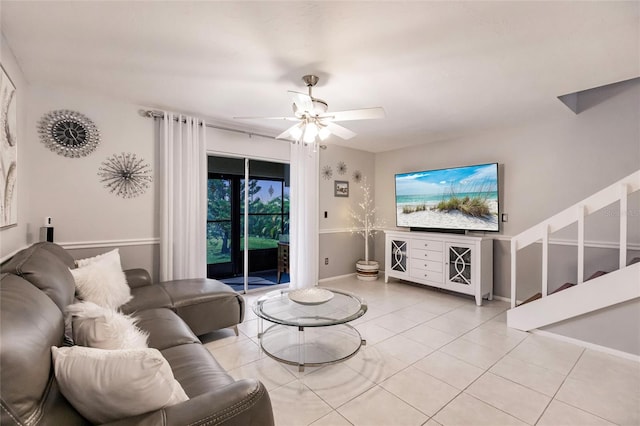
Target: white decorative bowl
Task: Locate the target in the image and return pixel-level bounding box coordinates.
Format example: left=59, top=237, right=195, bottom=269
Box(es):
left=288, top=288, right=334, bottom=305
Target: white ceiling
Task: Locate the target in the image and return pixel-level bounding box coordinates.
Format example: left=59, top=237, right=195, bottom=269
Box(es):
left=2, top=1, right=638, bottom=153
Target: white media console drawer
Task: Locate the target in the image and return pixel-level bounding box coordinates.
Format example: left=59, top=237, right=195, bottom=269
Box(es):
left=411, top=248, right=442, bottom=261
left=411, top=239, right=444, bottom=252
left=410, top=267, right=444, bottom=283
left=385, top=231, right=494, bottom=306
left=411, top=258, right=443, bottom=273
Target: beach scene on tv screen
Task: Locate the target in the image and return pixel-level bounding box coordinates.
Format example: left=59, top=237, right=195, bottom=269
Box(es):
left=396, top=164, right=499, bottom=231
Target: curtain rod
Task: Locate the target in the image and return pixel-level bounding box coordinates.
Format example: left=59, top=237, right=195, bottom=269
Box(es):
left=139, top=109, right=327, bottom=149
left=140, top=109, right=279, bottom=141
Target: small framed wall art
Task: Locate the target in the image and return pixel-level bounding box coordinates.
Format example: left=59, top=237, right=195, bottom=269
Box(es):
left=334, top=180, right=349, bottom=197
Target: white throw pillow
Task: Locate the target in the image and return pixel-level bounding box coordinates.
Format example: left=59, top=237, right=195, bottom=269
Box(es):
left=70, top=254, right=132, bottom=309
left=65, top=301, right=148, bottom=350
left=51, top=346, right=189, bottom=424
left=76, top=248, right=121, bottom=268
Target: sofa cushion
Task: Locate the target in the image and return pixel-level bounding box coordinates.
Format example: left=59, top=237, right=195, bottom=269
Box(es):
left=121, top=284, right=173, bottom=314
left=70, top=255, right=132, bottom=309
left=123, top=267, right=153, bottom=288
left=36, top=241, right=77, bottom=269
left=160, top=279, right=244, bottom=335
left=161, top=343, right=235, bottom=397
left=134, top=308, right=200, bottom=351
left=52, top=346, right=189, bottom=424
left=66, top=301, right=149, bottom=350
left=1, top=244, right=76, bottom=310
left=0, top=273, right=86, bottom=425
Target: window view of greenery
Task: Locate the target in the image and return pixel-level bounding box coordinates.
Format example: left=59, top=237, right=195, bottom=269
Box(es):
left=207, top=177, right=289, bottom=265
left=207, top=179, right=232, bottom=264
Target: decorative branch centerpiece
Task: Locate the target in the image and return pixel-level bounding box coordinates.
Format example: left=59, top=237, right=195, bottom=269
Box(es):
left=350, top=178, right=384, bottom=281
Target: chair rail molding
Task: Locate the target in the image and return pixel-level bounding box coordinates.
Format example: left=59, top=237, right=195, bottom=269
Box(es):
left=59, top=238, right=160, bottom=250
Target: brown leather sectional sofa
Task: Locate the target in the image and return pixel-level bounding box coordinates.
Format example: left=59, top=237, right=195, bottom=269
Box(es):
left=0, top=242, right=274, bottom=425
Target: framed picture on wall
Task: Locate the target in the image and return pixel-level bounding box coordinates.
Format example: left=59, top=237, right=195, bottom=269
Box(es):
left=334, top=180, right=349, bottom=197
left=0, top=63, right=17, bottom=228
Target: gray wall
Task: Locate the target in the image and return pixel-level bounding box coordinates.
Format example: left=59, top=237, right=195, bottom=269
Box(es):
left=543, top=299, right=640, bottom=356
left=318, top=144, right=376, bottom=279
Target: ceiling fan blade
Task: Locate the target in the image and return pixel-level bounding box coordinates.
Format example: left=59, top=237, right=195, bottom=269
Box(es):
left=325, top=122, right=357, bottom=140
left=319, top=107, right=386, bottom=122
left=288, top=91, right=314, bottom=115
left=234, top=115, right=300, bottom=122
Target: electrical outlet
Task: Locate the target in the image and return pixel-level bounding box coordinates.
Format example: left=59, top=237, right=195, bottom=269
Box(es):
left=501, top=213, right=508, bottom=222
left=324, top=211, right=328, bottom=218
left=324, top=258, right=329, bottom=265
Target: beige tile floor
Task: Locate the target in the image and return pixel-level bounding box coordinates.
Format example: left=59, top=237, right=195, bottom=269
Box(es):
left=202, top=276, right=640, bottom=426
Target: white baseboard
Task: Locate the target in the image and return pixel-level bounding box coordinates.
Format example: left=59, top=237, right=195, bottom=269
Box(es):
left=531, top=329, right=640, bottom=362
left=319, top=272, right=357, bottom=283
left=494, top=295, right=525, bottom=305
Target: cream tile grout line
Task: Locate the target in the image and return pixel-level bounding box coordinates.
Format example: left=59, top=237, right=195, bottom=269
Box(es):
left=531, top=349, right=613, bottom=426
left=531, top=349, right=585, bottom=426
left=411, top=310, right=533, bottom=424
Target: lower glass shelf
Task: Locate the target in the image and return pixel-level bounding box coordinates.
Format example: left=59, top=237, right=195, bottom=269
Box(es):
left=259, top=323, right=365, bottom=371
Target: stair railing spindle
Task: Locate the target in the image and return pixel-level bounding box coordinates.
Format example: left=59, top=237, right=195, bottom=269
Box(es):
left=620, top=183, right=628, bottom=270
left=577, top=204, right=585, bottom=284
left=510, top=239, right=517, bottom=308
left=542, top=223, right=549, bottom=298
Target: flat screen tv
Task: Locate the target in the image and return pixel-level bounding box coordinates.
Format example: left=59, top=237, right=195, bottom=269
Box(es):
left=395, top=163, right=499, bottom=233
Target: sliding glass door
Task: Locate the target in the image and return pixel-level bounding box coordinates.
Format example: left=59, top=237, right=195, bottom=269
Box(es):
left=207, top=156, right=289, bottom=292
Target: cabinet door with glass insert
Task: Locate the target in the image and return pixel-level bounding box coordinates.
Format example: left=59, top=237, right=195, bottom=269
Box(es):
left=444, top=243, right=475, bottom=295
left=389, top=239, right=409, bottom=277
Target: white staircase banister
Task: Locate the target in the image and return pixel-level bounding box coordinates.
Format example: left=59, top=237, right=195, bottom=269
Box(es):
left=510, top=170, right=640, bottom=309
left=513, top=170, right=640, bottom=252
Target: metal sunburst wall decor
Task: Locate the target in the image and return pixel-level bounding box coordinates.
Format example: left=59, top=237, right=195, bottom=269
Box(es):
left=321, top=165, right=333, bottom=180
left=337, top=161, right=347, bottom=175
left=37, top=110, right=100, bottom=157
left=97, top=153, right=152, bottom=198
left=353, top=170, right=362, bottom=183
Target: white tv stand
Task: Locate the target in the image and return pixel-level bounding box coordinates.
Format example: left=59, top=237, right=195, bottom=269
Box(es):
left=384, top=230, right=493, bottom=306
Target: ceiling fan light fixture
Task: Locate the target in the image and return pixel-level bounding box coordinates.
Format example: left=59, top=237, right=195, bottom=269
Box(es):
left=303, top=122, right=319, bottom=143
left=290, top=123, right=304, bottom=140
left=235, top=74, right=385, bottom=146
left=318, top=124, right=331, bottom=141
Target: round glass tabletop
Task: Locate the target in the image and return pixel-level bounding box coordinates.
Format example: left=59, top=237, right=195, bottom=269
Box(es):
left=252, top=287, right=368, bottom=327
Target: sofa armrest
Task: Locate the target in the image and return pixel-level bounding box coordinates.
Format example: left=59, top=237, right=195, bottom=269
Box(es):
left=123, top=268, right=152, bottom=289
left=102, top=379, right=274, bottom=426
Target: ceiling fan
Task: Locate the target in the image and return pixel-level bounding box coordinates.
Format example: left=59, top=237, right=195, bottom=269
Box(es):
left=234, top=75, right=385, bottom=144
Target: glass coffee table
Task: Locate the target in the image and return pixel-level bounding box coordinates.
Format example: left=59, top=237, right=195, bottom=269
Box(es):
left=253, top=287, right=367, bottom=371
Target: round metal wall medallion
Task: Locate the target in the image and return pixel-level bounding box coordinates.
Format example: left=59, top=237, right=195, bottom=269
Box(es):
left=38, top=110, right=100, bottom=157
